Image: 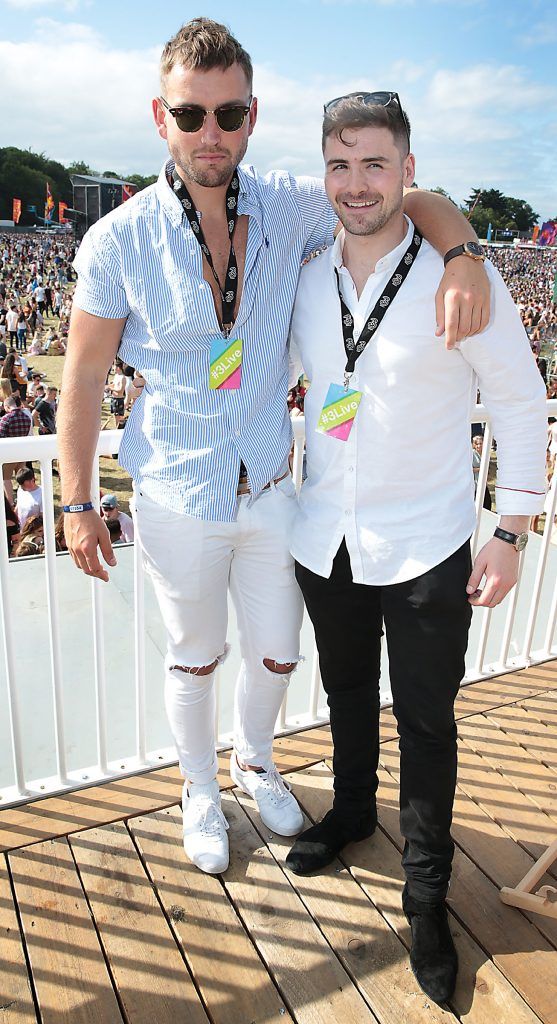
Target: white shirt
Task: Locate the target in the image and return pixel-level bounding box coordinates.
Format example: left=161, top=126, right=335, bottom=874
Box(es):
left=117, top=511, right=134, bottom=542
left=16, top=485, right=43, bottom=528
left=289, top=218, right=548, bottom=585
left=6, top=310, right=17, bottom=331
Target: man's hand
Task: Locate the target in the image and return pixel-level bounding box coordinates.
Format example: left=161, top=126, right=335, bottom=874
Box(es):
left=64, top=510, right=117, bottom=583
left=435, top=257, right=491, bottom=350
left=466, top=538, right=519, bottom=608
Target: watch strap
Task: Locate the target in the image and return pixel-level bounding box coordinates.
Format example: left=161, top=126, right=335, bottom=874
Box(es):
left=493, top=527, right=519, bottom=546
left=444, top=242, right=485, bottom=267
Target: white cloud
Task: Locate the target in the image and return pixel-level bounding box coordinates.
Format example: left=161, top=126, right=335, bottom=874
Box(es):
left=1, top=27, right=554, bottom=219
left=4, top=0, right=83, bottom=10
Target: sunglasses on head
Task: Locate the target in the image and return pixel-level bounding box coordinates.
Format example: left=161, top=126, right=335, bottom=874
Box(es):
left=324, top=90, right=411, bottom=151
left=159, top=95, right=252, bottom=133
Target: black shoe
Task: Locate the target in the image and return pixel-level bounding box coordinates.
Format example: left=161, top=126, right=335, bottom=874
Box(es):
left=403, top=886, right=458, bottom=1006
left=285, top=806, right=376, bottom=875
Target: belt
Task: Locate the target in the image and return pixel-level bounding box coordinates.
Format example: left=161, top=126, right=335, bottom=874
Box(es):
left=237, top=468, right=289, bottom=496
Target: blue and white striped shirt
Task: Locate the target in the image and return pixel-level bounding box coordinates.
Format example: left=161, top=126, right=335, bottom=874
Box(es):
left=73, top=160, right=336, bottom=521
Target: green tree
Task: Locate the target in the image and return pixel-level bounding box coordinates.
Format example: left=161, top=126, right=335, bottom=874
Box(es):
left=66, top=160, right=97, bottom=176
left=430, top=186, right=457, bottom=206
left=126, top=173, right=158, bottom=192
left=0, top=147, right=71, bottom=224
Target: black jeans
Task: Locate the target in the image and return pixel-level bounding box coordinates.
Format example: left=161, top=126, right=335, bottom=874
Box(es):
left=295, top=538, right=472, bottom=903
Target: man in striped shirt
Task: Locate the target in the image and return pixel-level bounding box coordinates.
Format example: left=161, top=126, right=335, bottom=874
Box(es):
left=58, top=18, right=491, bottom=875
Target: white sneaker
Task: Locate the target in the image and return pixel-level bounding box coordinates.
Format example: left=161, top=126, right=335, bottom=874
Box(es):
left=230, top=753, right=304, bottom=836
left=182, top=780, right=229, bottom=874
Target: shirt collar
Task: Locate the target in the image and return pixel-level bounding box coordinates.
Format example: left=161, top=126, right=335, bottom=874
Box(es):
left=157, top=158, right=262, bottom=228
left=331, top=214, right=415, bottom=278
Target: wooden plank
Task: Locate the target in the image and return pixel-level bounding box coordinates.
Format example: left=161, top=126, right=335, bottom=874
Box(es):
left=379, top=742, right=557, bottom=951
left=289, top=763, right=542, bottom=1024
left=520, top=690, right=557, bottom=734
left=374, top=756, right=557, bottom=1023
left=0, top=727, right=334, bottom=854
left=455, top=730, right=556, bottom=866
left=220, top=792, right=376, bottom=1024
left=235, top=785, right=456, bottom=1024
left=69, top=820, right=209, bottom=1024
left=461, top=713, right=557, bottom=820
left=379, top=672, right=557, bottom=750
left=128, top=805, right=293, bottom=1024
left=452, top=663, right=557, bottom=719
left=8, top=838, right=123, bottom=1024
left=485, top=702, right=557, bottom=776
left=0, top=857, right=37, bottom=1023
left=237, top=782, right=454, bottom=1024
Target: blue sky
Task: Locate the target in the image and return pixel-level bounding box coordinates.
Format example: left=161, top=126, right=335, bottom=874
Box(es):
left=2, top=0, right=556, bottom=220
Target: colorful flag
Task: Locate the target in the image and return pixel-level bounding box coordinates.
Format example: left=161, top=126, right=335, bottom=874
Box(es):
left=12, top=198, right=21, bottom=224
left=538, top=220, right=557, bottom=247
left=59, top=201, right=69, bottom=223
left=44, top=181, right=55, bottom=222
left=532, top=225, right=540, bottom=244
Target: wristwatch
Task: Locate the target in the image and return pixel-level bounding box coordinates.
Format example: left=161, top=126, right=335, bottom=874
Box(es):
left=493, top=527, right=529, bottom=552
left=444, top=241, right=486, bottom=267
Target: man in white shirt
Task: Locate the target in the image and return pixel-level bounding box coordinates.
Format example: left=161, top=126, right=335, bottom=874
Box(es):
left=15, top=467, right=43, bottom=528
left=285, top=93, right=548, bottom=1006
left=100, top=494, right=135, bottom=542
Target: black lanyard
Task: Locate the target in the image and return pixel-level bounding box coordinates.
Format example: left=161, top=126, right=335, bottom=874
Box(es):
left=172, top=168, right=240, bottom=336
left=335, top=228, right=422, bottom=388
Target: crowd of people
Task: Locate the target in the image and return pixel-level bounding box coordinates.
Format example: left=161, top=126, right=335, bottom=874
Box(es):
left=0, top=229, right=555, bottom=559
left=486, top=244, right=557, bottom=392
left=0, top=232, right=143, bottom=557
left=0, top=232, right=70, bottom=555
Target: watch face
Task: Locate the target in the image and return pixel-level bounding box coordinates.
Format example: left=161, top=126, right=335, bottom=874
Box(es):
left=465, top=241, right=486, bottom=259
left=516, top=532, right=529, bottom=552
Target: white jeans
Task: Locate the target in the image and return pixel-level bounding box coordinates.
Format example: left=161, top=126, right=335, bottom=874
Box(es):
left=132, top=478, right=303, bottom=783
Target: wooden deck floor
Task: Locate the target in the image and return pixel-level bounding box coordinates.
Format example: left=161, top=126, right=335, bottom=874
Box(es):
left=2, top=660, right=557, bottom=1024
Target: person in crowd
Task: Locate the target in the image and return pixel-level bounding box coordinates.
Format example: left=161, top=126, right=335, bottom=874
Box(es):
left=33, top=385, right=58, bottom=435
left=5, top=305, right=18, bottom=347
left=471, top=434, right=492, bottom=511
left=16, top=309, right=28, bottom=352
left=15, top=466, right=43, bottom=529
left=105, top=516, right=124, bottom=545
left=4, top=494, right=20, bottom=553
left=284, top=92, right=547, bottom=1006
left=58, top=18, right=491, bottom=880
left=0, top=394, right=31, bottom=503
left=100, top=493, right=135, bottom=542
left=108, top=358, right=127, bottom=428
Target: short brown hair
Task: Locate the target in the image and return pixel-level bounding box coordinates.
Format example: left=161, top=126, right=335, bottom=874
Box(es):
left=322, top=97, right=410, bottom=156
left=160, top=17, right=253, bottom=91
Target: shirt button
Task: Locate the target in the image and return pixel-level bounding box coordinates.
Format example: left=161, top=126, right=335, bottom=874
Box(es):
left=345, top=509, right=351, bottom=517
left=347, top=466, right=354, bottom=472
left=235, top=430, right=241, bottom=437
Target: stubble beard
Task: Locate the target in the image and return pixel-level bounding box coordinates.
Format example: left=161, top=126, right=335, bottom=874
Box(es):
left=170, top=136, right=249, bottom=189
left=338, top=190, right=404, bottom=238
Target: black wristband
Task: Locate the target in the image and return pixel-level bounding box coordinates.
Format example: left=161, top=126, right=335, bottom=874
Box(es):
left=63, top=502, right=94, bottom=513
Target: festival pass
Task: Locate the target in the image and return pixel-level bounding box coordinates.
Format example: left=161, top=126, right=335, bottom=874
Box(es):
left=209, top=337, right=243, bottom=390
left=317, top=383, right=362, bottom=441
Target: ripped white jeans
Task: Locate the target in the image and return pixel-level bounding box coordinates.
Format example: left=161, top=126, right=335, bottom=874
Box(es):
left=132, top=478, right=303, bottom=783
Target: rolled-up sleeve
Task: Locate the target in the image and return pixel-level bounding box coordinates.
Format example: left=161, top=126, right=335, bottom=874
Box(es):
left=460, top=263, right=547, bottom=515
left=73, top=225, right=130, bottom=319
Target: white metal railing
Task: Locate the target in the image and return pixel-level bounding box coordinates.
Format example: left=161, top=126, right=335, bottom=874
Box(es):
left=0, top=402, right=556, bottom=808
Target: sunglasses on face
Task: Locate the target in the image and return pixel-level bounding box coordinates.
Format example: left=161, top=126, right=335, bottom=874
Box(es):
left=159, top=95, right=252, bottom=133
left=323, top=90, right=411, bottom=152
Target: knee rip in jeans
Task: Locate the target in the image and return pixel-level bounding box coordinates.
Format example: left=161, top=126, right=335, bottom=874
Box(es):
left=170, top=644, right=230, bottom=677
left=262, top=656, right=302, bottom=675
